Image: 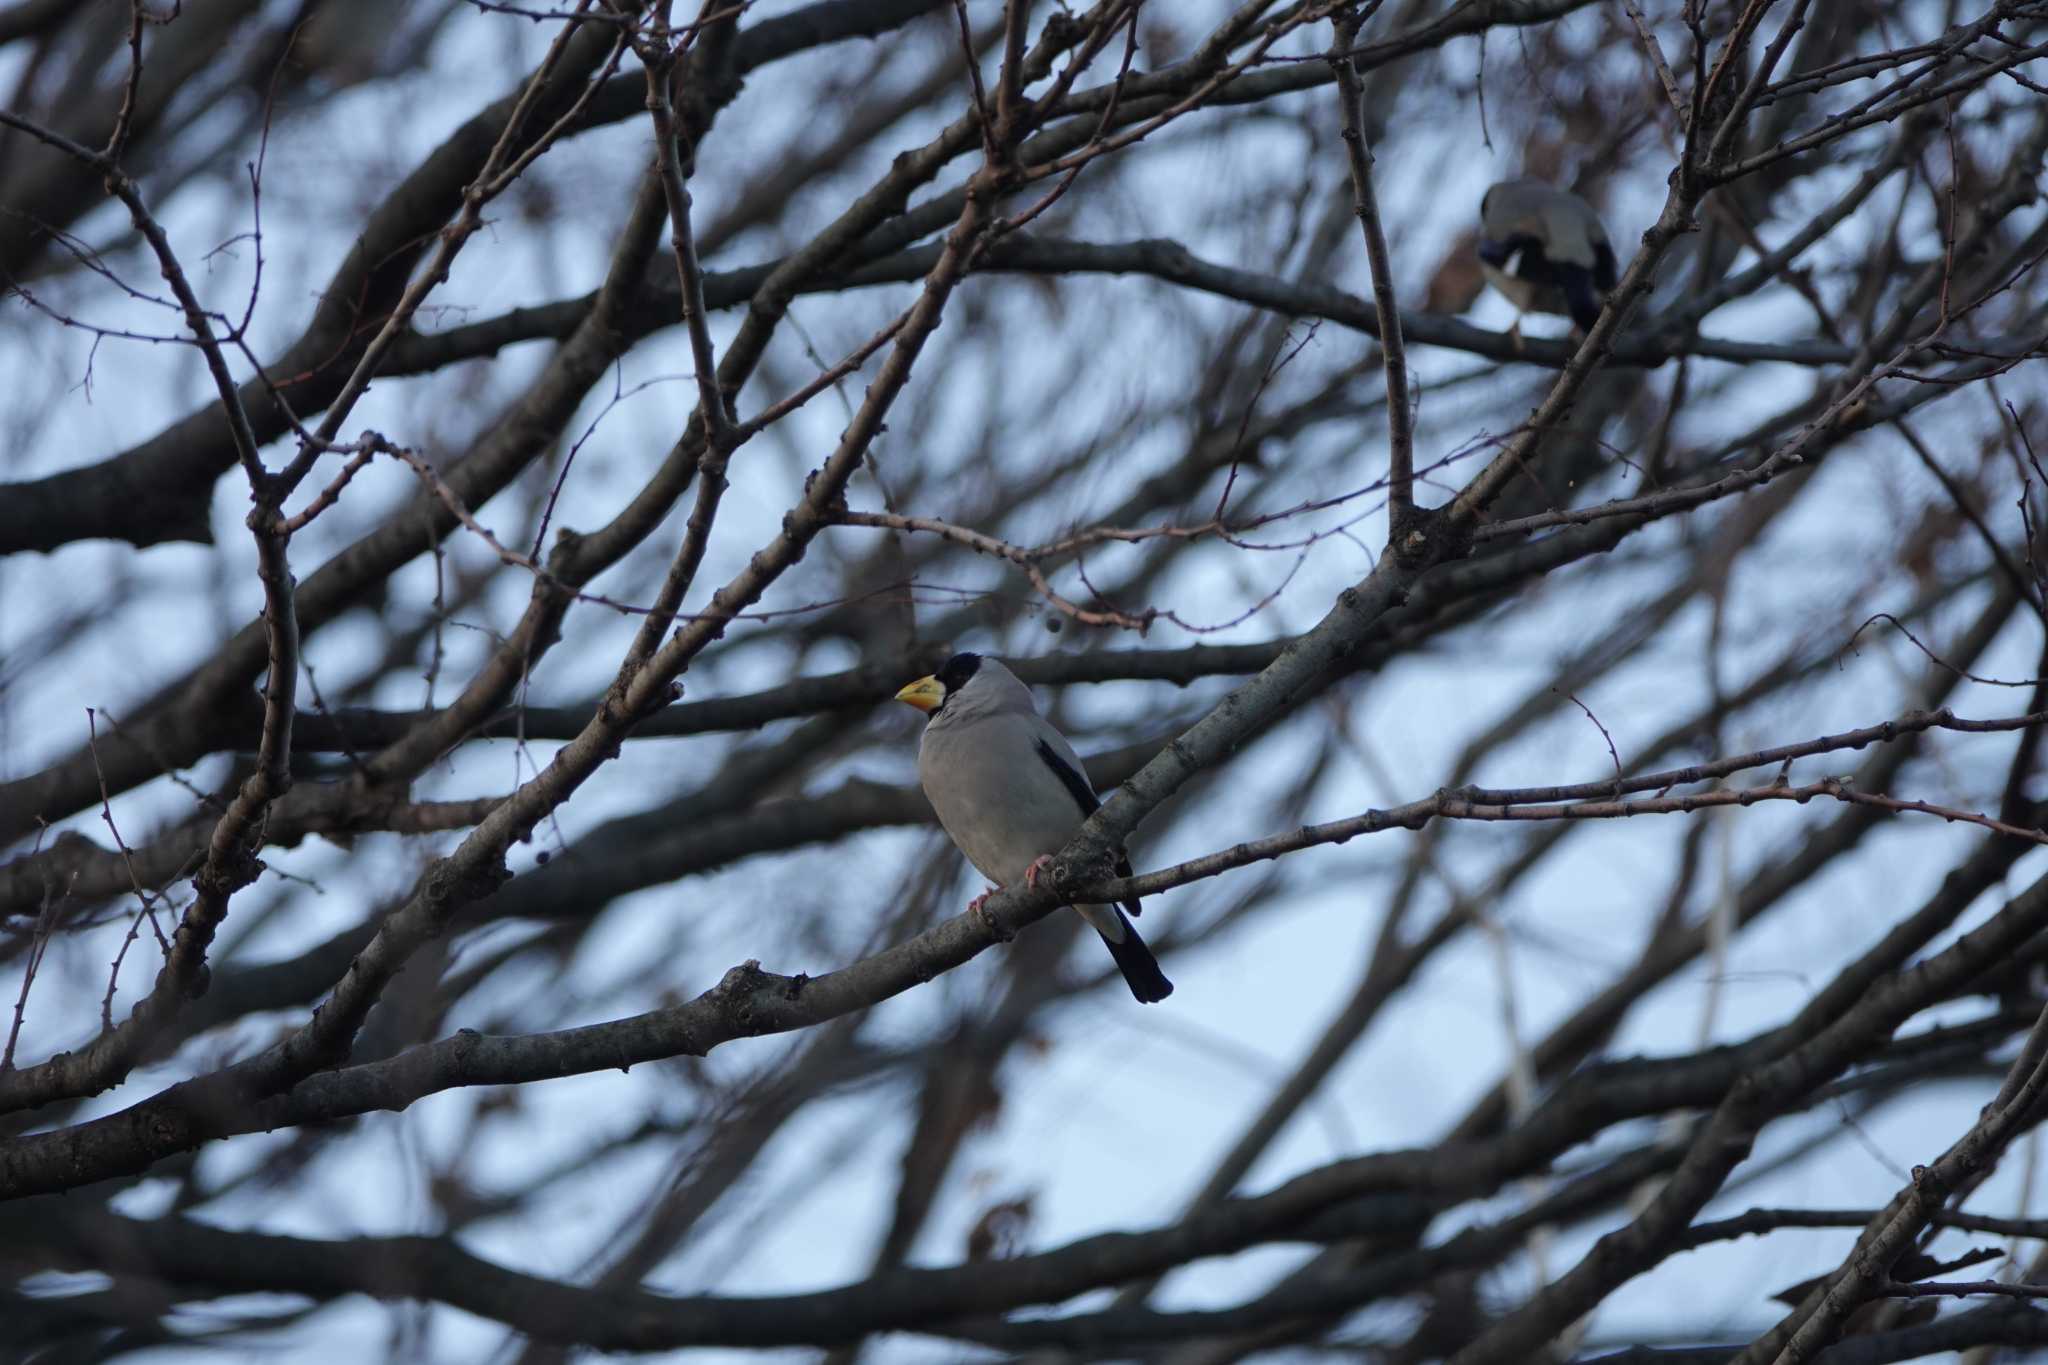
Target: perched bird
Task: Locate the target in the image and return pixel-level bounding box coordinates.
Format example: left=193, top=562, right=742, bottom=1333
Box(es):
left=1477, top=178, right=1618, bottom=336
left=896, top=653, right=1173, bottom=1003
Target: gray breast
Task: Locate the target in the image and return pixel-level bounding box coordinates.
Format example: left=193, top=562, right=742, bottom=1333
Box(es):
left=918, top=712, right=1093, bottom=887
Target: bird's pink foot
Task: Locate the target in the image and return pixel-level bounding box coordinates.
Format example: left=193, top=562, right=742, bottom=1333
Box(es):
left=969, top=886, right=1013, bottom=942
left=1023, top=854, right=1056, bottom=889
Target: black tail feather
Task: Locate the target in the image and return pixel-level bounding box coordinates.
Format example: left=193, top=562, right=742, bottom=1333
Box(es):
left=1559, top=264, right=1602, bottom=331
left=1100, top=909, right=1173, bottom=1003
left=1116, top=854, right=1141, bottom=917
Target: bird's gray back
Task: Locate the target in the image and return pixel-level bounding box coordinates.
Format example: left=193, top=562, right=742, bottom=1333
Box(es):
left=1484, top=180, right=1606, bottom=267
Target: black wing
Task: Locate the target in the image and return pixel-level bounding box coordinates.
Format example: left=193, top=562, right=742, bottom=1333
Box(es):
left=1591, top=238, right=1618, bottom=291
left=1477, top=232, right=1546, bottom=279
left=1032, top=738, right=1143, bottom=918
left=1033, top=737, right=1100, bottom=817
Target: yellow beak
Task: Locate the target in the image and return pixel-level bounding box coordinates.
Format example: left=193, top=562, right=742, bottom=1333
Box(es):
left=894, top=675, right=945, bottom=713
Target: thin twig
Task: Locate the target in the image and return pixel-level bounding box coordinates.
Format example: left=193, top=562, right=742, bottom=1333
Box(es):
left=1328, top=5, right=1413, bottom=533
left=641, top=0, right=734, bottom=445
left=1620, top=0, right=1687, bottom=125
left=1082, top=705, right=2048, bottom=903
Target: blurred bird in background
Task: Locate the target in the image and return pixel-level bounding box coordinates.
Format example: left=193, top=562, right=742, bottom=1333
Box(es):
left=1477, top=177, right=1618, bottom=342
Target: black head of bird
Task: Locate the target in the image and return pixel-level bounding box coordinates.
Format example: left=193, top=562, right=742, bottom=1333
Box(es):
left=1476, top=178, right=1618, bottom=334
